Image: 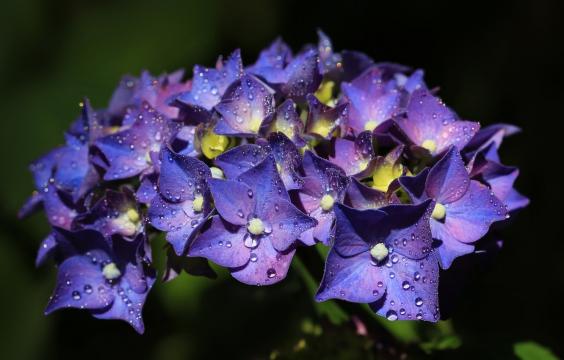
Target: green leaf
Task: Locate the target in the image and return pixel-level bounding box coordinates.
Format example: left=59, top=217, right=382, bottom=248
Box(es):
left=514, top=341, right=559, bottom=360
left=291, top=257, right=349, bottom=325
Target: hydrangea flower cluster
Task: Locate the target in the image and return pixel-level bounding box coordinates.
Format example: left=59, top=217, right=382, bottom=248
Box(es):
left=21, top=31, right=528, bottom=332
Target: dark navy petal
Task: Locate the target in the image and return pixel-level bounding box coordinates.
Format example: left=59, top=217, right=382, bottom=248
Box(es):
left=332, top=204, right=384, bottom=257
left=398, top=168, right=430, bottom=204
left=380, top=200, right=435, bottom=260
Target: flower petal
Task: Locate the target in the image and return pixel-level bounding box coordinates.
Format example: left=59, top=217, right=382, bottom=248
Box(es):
left=316, top=250, right=386, bottom=303
left=188, top=215, right=250, bottom=269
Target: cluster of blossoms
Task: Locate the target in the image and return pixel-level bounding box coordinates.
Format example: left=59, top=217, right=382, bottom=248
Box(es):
left=21, top=32, right=528, bottom=333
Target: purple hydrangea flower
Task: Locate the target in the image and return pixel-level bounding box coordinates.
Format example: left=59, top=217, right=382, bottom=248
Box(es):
left=73, top=188, right=142, bottom=238
left=317, top=29, right=343, bottom=79
left=399, top=147, right=508, bottom=268
left=316, top=201, right=440, bottom=322
left=469, top=147, right=529, bottom=212
left=215, top=132, right=304, bottom=190
left=328, top=130, right=376, bottom=177
left=463, top=123, right=521, bottom=164
left=395, top=90, right=480, bottom=157
left=45, top=228, right=155, bottom=333
left=252, top=47, right=322, bottom=103
left=95, top=103, right=181, bottom=180
left=297, top=151, right=350, bottom=245
left=148, top=146, right=213, bottom=255
left=345, top=177, right=400, bottom=210
left=172, top=50, right=244, bottom=123
left=341, top=67, right=405, bottom=135
left=189, top=156, right=316, bottom=285
left=260, top=99, right=306, bottom=146
left=108, top=70, right=191, bottom=119
left=214, top=74, right=276, bottom=136
left=247, top=38, right=292, bottom=84
left=306, top=94, right=349, bottom=139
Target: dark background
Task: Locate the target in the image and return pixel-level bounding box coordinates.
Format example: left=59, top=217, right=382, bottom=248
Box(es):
left=1, top=0, right=562, bottom=359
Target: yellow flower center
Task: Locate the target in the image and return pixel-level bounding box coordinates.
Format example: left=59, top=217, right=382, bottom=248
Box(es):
left=247, top=218, right=265, bottom=235
left=192, top=194, right=204, bottom=213
left=431, top=202, right=446, bottom=220
left=201, top=130, right=229, bottom=159
left=102, top=262, right=122, bottom=280
left=370, top=243, right=389, bottom=262
left=320, top=194, right=335, bottom=211
left=364, top=120, right=379, bottom=132
left=421, top=139, right=437, bottom=153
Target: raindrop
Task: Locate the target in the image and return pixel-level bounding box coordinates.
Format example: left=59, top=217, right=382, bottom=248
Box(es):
left=386, top=310, right=398, bottom=321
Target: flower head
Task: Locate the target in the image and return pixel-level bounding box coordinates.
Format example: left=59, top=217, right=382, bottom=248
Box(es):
left=148, top=147, right=213, bottom=254
left=95, top=103, right=181, bottom=180
left=399, top=147, right=508, bottom=268
left=316, top=201, right=440, bottom=322
left=172, top=50, right=244, bottom=124
left=44, top=228, right=155, bottom=333
left=395, top=90, right=480, bottom=157
left=189, top=156, right=316, bottom=285
left=298, top=151, right=350, bottom=245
